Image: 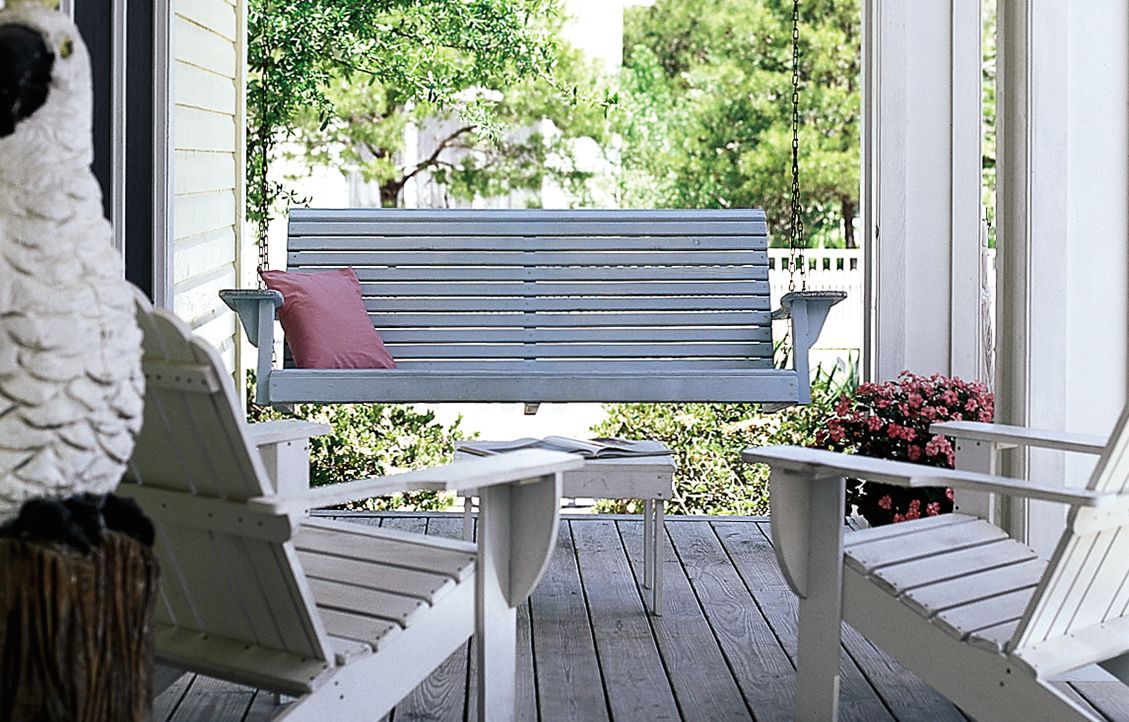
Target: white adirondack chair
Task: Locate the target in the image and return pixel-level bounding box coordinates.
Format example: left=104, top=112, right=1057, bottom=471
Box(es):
left=120, top=293, right=584, bottom=721
left=744, top=403, right=1129, bottom=721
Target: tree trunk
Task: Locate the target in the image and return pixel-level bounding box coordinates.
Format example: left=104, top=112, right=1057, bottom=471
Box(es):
left=380, top=182, right=401, bottom=208
left=0, top=532, right=160, bottom=722
left=841, top=197, right=858, bottom=249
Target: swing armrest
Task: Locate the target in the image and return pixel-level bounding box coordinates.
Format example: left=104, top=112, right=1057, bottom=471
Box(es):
left=220, top=289, right=283, bottom=349
left=773, top=291, right=847, bottom=404
left=220, top=289, right=283, bottom=405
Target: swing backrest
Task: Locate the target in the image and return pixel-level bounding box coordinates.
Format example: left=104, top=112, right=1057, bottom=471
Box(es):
left=285, top=208, right=774, bottom=373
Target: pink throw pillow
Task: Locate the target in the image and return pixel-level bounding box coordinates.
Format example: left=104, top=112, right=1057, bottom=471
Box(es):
left=259, top=268, right=396, bottom=369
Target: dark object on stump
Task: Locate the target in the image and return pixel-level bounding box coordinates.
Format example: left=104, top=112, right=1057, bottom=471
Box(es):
left=0, top=497, right=160, bottom=722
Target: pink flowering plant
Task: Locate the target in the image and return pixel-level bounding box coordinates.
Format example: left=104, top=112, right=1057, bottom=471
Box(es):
left=815, top=371, right=994, bottom=526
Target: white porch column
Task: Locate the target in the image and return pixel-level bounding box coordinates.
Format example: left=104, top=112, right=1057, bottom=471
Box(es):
left=863, top=0, right=984, bottom=383
left=996, top=0, right=1129, bottom=555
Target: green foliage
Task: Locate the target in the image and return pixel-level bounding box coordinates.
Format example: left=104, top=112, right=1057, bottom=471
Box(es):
left=248, top=0, right=567, bottom=239
left=614, top=0, right=861, bottom=248
left=246, top=373, right=474, bottom=511
left=289, top=39, right=615, bottom=208
left=592, top=361, right=857, bottom=516
left=982, top=0, right=997, bottom=248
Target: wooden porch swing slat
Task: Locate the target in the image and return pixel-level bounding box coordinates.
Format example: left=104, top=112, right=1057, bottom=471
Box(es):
left=223, top=208, right=843, bottom=409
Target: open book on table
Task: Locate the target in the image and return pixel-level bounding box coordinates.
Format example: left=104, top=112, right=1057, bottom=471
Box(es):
left=458, top=436, right=670, bottom=460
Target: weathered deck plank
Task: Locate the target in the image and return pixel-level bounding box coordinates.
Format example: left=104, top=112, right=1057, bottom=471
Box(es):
left=573, top=519, right=682, bottom=720
left=749, top=522, right=966, bottom=722
left=1073, top=682, right=1129, bottom=721
left=386, top=515, right=469, bottom=722
left=530, top=522, right=610, bottom=721
left=168, top=675, right=255, bottom=722
left=716, top=520, right=895, bottom=722
left=155, top=514, right=1123, bottom=721
left=619, top=519, right=756, bottom=720
left=661, top=520, right=796, bottom=722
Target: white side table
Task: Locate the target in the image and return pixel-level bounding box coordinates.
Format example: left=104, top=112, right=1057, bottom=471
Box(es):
left=455, top=443, right=676, bottom=615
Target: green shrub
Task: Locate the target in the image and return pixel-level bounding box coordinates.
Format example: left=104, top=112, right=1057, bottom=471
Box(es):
left=592, top=362, right=857, bottom=516
left=246, top=372, right=474, bottom=510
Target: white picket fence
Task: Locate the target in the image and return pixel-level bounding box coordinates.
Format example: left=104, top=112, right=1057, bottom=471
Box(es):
left=768, top=248, right=865, bottom=370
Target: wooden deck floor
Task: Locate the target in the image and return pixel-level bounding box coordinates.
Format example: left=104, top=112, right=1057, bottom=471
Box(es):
left=155, top=513, right=1129, bottom=721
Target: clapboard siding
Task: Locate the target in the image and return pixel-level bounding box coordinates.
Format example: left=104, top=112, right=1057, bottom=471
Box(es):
left=174, top=152, right=237, bottom=195
left=175, top=17, right=237, bottom=77
left=177, top=0, right=238, bottom=42
left=174, top=191, right=238, bottom=239
left=176, top=108, right=238, bottom=153
left=171, top=0, right=243, bottom=372
left=175, top=62, right=237, bottom=114
left=175, top=228, right=237, bottom=285
left=175, top=262, right=238, bottom=331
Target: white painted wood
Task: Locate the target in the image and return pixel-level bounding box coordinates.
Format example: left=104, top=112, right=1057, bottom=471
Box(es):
left=841, top=568, right=1098, bottom=721
left=747, top=402, right=1129, bottom=719
left=790, top=473, right=846, bottom=721
left=124, top=293, right=581, bottom=717
left=950, top=437, right=999, bottom=526
left=477, top=483, right=519, bottom=722
left=170, top=0, right=243, bottom=358
left=995, top=0, right=1129, bottom=558
left=934, top=422, right=1108, bottom=456
left=225, top=209, right=843, bottom=408
left=652, top=501, right=665, bottom=617
left=901, top=558, right=1046, bottom=618
left=110, top=0, right=127, bottom=256
left=455, top=447, right=675, bottom=614
left=743, top=446, right=1116, bottom=508
left=864, top=0, right=986, bottom=383
left=153, top=0, right=176, bottom=309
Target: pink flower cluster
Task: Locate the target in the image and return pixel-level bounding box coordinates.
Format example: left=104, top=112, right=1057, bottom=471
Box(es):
left=818, top=372, right=992, bottom=470
left=815, top=372, right=994, bottom=526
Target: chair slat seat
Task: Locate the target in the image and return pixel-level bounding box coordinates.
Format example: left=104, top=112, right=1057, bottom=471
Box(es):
left=320, top=608, right=401, bottom=653
left=306, top=578, right=429, bottom=629
left=846, top=516, right=1046, bottom=644
left=845, top=515, right=1008, bottom=572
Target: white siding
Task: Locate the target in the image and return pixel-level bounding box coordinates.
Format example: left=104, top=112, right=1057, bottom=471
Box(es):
left=172, top=0, right=244, bottom=372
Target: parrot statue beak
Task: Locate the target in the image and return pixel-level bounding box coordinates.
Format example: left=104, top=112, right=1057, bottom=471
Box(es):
left=0, top=23, right=54, bottom=138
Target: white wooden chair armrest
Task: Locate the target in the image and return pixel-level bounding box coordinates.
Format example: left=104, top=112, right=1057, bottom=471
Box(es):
left=742, top=445, right=1117, bottom=508
left=251, top=449, right=585, bottom=514
left=247, top=420, right=332, bottom=496
left=930, top=420, right=1108, bottom=455
left=246, top=420, right=331, bottom=446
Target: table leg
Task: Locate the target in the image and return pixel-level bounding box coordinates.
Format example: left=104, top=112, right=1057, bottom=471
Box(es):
left=643, top=499, right=654, bottom=591
left=652, top=501, right=664, bottom=616
left=463, top=495, right=475, bottom=541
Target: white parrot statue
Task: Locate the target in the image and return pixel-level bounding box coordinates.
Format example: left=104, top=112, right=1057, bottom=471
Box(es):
left=0, top=0, right=145, bottom=542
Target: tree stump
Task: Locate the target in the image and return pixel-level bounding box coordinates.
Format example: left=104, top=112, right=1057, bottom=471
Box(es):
left=0, top=532, right=160, bottom=722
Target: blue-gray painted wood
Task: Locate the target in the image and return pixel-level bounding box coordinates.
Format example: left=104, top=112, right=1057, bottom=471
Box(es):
left=222, top=209, right=844, bottom=407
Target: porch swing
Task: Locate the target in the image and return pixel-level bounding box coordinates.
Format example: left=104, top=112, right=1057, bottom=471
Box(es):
left=221, top=0, right=844, bottom=411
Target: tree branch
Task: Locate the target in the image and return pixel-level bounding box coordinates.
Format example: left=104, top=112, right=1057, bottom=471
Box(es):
left=396, top=124, right=476, bottom=187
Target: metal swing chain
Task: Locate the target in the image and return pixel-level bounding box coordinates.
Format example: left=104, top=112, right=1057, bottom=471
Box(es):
left=258, top=230, right=270, bottom=286
left=787, top=0, right=807, bottom=293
